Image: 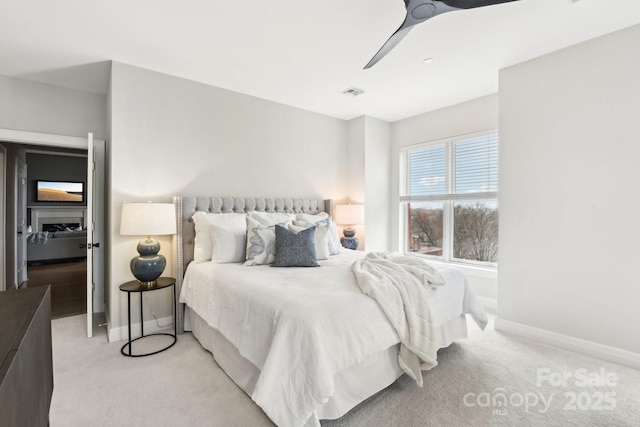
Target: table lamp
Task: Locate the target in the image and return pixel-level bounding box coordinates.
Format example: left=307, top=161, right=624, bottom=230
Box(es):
left=120, top=202, right=177, bottom=287
left=334, top=204, right=365, bottom=250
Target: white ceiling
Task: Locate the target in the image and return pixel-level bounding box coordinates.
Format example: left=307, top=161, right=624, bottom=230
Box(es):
left=1, top=0, right=639, bottom=122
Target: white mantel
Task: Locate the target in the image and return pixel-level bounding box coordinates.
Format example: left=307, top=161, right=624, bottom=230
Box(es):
left=29, top=206, right=87, bottom=231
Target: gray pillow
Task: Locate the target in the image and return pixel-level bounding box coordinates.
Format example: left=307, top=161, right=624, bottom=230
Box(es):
left=273, top=224, right=319, bottom=267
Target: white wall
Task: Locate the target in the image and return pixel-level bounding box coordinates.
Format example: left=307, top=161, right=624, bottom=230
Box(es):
left=345, top=117, right=366, bottom=250
left=364, top=116, right=391, bottom=252
left=0, top=75, right=106, bottom=139
left=108, top=62, right=349, bottom=335
left=390, top=94, right=499, bottom=301
left=346, top=117, right=365, bottom=201
left=497, top=24, right=640, bottom=358
left=344, top=116, right=392, bottom=252
left=0, top=75, right=107, bottom=304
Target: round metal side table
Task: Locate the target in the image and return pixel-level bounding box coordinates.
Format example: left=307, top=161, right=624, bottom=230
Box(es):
left=119, top=277, right=177, bottom=357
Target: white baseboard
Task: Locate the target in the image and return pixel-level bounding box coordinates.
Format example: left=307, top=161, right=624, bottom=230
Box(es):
left=108, top=316, right=174, bottom=343
left=478, top=296, right=497, bottom=312
left=494, top=318, right=640, bottom=370
left=104, top=310, right=111, bottom=339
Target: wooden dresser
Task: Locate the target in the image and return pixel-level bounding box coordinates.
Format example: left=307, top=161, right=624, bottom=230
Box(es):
left=0, top=286, right=53, bottom=427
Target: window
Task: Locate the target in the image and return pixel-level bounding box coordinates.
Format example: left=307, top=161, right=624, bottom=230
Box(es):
left=400, top=130, right=498, bottom=266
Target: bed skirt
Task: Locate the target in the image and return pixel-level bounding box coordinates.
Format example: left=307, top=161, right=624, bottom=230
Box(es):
left=186, top=306, right=469, bottom=423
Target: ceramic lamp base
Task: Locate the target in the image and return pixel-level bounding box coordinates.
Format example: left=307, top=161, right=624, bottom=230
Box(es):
left=130, top=237, right=166, bottom=285
left=340, top=236, right=359, bottom=250
left=343, top=227, right=356, bottom=238
left=341, top=226, right=359, bottom=250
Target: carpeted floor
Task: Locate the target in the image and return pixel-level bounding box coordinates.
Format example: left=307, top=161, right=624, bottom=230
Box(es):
left=49, top=313, right=640, bottom=426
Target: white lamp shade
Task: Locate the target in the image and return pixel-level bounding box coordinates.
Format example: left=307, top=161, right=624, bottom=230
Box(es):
left=334, top=204, right=365, bottom=225
left=120, top=202, right=177, bottom=236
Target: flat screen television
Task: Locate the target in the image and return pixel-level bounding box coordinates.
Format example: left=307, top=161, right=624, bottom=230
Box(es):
left=36, top=180, right=85, bottom=203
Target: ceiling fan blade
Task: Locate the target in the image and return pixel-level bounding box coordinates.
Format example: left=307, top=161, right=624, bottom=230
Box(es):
left=440, top=0, right=520, bottom=9
left=364, top=26, right=413, bottom=70
left=364, top=0, right=521, bottom=69
left=364, top=0, right=459, bottom=69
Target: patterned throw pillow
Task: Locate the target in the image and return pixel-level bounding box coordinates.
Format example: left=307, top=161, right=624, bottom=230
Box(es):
left=248, top=211, right=295, bottom=226
left=273, top=225, right=319, bottom=267
left=245, top=216, right=279, bottom=266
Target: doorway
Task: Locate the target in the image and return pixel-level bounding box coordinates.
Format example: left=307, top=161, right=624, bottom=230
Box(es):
left=25, top=149, right=89, bottom=318
left=0, top=129, right=105, bottom=336
left=5, top=145, right=88, bottom=319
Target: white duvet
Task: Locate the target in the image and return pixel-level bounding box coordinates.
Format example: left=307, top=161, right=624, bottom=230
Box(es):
left=179, top=251, right=485, bottom=427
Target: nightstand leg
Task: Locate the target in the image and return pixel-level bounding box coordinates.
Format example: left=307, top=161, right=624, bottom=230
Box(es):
left=140, top=292, right=144, bottom=337
left=127, top=292, right=132, bottom=356
left=173, top=284, right=177, bottom=337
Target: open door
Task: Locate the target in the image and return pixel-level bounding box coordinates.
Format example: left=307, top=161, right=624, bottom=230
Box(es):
left=16, top=157, right=27, bottom=287
left=0, top=145, right=5, bottom=291
left=86, top=133, right=94, bottom=337
left=86, top=133, right=105, bottom=338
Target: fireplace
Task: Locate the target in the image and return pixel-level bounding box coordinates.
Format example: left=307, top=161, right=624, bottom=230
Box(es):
left=29, top=208, right=86, bottom=232
left=42, top=222, right=81, bottom=232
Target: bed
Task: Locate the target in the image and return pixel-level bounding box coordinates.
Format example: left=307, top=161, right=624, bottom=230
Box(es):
left=172, top=196, right=487, bottom=427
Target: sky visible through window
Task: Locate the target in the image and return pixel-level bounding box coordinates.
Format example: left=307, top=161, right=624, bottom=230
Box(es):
left=409, top=135, right=498, bottom=197
left=410, top=145, right=445, bottom=196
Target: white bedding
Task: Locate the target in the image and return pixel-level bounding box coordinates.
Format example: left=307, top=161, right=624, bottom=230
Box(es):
left=179, top=250, right=484, bottom=427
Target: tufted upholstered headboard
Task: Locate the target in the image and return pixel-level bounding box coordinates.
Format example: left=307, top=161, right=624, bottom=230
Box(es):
left=172, top=196, right=333, bottom=333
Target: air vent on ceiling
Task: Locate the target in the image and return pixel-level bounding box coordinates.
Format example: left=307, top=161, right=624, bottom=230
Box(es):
left=342, top=87, right=365, bottom=97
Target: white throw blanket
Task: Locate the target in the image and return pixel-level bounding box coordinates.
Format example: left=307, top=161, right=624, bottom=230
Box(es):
left=26, top=231, right=49, bottom=244
left=352, top=252, right=487, bottom=386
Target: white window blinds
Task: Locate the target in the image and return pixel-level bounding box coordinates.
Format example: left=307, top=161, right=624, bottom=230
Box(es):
left=400, top=130, right=498, bottom=201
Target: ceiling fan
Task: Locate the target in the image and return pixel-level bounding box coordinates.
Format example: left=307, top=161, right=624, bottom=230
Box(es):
left=364, top=0, right=521, bottom=69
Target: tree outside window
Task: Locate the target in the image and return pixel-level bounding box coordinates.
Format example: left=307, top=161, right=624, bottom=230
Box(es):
left=401, top=131, right=498, bottom=266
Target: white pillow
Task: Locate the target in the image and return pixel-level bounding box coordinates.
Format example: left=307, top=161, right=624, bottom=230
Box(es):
left=295, top=212, right=329, bottom=223
left=210, top=221, right=247, bottom=263
left=248, top=211, right=295, bottom=226
left=192, top=212, right=247, bottom=263
left=245, top=216, right=279, bottom=266
left=294, top=213, right=341, bottom=255
left=288, top=223, right=330, bottom=260
left=326, top=220, right=341, bottom=255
